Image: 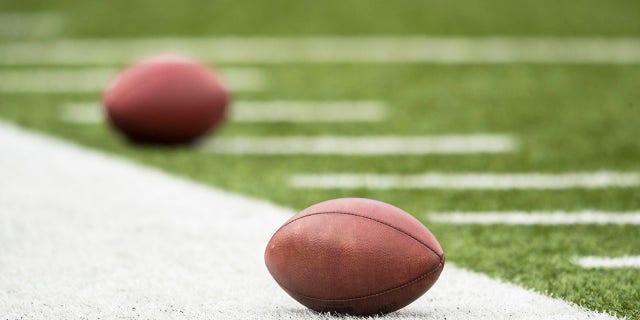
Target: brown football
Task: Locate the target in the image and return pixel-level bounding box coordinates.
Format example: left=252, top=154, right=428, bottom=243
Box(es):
left=103, top=54, right=229, bottom=144
left=265, top=198, right=444, bottom=316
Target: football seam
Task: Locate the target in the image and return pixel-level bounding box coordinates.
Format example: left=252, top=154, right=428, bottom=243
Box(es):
left=279, top=211, right=444, bottom=260
left=273, top=261, right=444, bottom=302
left=274, top=211, right=445, bottom=301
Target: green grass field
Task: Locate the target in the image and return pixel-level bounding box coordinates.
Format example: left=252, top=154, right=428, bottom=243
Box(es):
left=1, top=1, right=639, bottom=318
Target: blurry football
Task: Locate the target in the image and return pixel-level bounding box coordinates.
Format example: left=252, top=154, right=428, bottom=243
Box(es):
left=265, top=198, right=445, bottom=315
left=103, top=55, right=230, bottom=144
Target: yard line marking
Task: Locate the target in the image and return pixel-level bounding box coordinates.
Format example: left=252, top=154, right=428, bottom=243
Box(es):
left=0, top=12, right=63, bottom=38
left=232, top=100, right=386, bottom=122
left=61, top=102, right=104, bottom=123
left=61, top=100, right=386, bottom=124
left=201, top=135, right=516, bottom=155
left=0, top=68, right=116, bottom=93
left=0, top=121, right=618, bottom=319
left=427, top=211, right=640, bottom=225
left=573, top=256, right=640, bottom=269
left=290, top=171, right=640, bottom=189
left=1, top=37, right=640, bottom=65
left=0, top=68, right=265, bottom=93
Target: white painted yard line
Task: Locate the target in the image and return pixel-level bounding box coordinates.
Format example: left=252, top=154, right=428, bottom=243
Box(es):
left=0, top=12, right=63, bottom=38
left=573, top=256, right=640, bottom=269
left=1, top=37, right=640, bottom=65
left=202, top=135, right=516, bottom=155
left=290, top=172, right=640, bottom=189
left=61, top=100, right=386, bottom=124
left=0, top=121, right=617, bottom=319
left=232, top=100, right=386, bottom=122
left=427, top=211, right=640, bottom=225
left=61, top=102, right=104, bottom=123
left=0, top=68, right=264, bottom=93
left=0, top=68, right=116, bottom=93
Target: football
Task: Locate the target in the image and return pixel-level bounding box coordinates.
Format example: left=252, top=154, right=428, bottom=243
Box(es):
left=264, top=198, right=444, bottom=315
left=102, top=55, right=230, bottom=144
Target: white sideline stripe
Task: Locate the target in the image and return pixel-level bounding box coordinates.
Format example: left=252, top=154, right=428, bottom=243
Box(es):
left=427, top=211, right=640, bottom=225
left=201, top=135, right=515, bottom=155
left=0, top=12, right=63, bottom=38
left=574, top=256, right=640, bottom=269
left=61, top=100, right=386, bottom=124
left=290, top=172, right=640, bottom=189
left=0, top=122, right=617, bottom=319
left=0, top=68, right=264, bottom=93
left=1, top=37, right=640, bottom=64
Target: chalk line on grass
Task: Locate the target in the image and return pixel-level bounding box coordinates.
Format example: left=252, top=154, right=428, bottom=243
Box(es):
left=61, top=102, right=104, bottom=123
left=0, top=68, right=264, bottom=93
left=0, top=121, right=618, bottom=319
left=1, top=37, right=640, bottom=64
left=427, top=211, right=640, bottom=225
left=290, top=172, right=640, bottom=189
left=0, top=12, right=63, bottom=38
left=573, top=256, right=640, bottom=269
left=232, top=100, right=386, bottom=123
left=0, top=68, right=116, bottom=93
left=202, top=135, right=516, bottom=155
left=60, top=100, right=386, bottom=124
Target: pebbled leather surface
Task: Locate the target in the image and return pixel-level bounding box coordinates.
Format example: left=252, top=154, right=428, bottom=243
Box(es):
left=103, top=57, right=229, bottom=144
left=265, top=198, right=444, bottom=315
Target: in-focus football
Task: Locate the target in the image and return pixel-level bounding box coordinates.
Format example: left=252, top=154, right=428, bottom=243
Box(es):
left=265, top=198, right=444, bottom=315
left=103, top=55, right=229, bottom=144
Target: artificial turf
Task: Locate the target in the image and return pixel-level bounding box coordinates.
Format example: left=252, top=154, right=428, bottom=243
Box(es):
left=1, top=1, right=639, bottom=318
